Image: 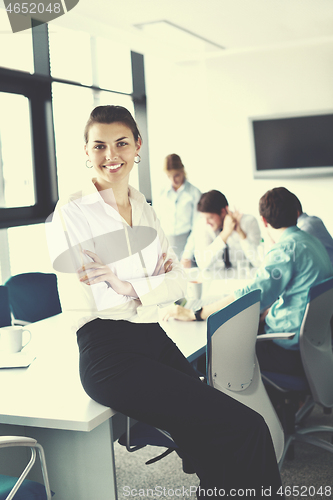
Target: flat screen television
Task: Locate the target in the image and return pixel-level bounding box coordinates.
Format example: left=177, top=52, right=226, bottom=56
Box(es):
left=250, top=112, right=333, bottom=178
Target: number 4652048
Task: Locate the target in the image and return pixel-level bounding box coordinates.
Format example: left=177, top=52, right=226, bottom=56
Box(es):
left=6, top=3, right=61, bottom=14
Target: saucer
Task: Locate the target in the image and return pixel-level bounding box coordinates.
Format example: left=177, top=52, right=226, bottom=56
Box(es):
left=0, top=351, right=36, bottom=369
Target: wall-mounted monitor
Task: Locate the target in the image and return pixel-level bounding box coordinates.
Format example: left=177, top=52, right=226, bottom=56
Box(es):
left=250, top=112, right=333, bottom=178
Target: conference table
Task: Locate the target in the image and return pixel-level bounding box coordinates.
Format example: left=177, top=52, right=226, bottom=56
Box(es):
left=0, top=269, right=252, bottom=500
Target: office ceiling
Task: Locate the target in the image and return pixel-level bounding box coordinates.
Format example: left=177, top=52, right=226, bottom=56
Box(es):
left=67, top=0, right=333, bottom=59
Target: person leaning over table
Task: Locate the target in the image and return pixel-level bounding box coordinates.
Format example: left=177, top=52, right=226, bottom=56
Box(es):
left=45, top=105, right=284, bottom=498
left=155, top=153, right=201, bottom=264
left=185, top=190, right=262, bottom=272
left=164, top=187, right=333, bottom=377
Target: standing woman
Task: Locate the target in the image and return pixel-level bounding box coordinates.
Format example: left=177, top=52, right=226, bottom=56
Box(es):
left=157, top=154, right=201, bottom=266
left=46, top=105, right=283, bottom=498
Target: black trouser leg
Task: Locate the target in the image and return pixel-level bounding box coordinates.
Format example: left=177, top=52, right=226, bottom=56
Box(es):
left=77, top=319, right=284, bottom=498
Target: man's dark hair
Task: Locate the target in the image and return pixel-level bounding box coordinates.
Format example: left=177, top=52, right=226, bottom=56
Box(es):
left=197, top=190, right=228, bottom=214
left=259, top=187, right=298, bottom=228
left=290, top=192, right=303, bottom=215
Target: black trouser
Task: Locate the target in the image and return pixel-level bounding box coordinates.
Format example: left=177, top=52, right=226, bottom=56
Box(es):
left=77, top=318, right=284, bottom=498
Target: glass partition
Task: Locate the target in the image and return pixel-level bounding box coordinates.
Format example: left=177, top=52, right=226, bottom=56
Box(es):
left=0, top=9, right=34, bottom=73
left=0, top=92, right=35, bottom=208
left=49, top=25, right=93, bottom=85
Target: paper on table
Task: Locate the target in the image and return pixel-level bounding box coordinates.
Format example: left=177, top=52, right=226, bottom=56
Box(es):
left=0, top=351, right=36, bottom=369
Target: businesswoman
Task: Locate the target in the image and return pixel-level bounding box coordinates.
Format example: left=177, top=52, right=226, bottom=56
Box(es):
left=46, top=105, right=283, bottom=498
left=157, top=154, right=201, bottom=265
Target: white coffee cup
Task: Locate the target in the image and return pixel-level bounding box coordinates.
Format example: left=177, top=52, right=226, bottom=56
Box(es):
left=0, top=326, right=32, bottom=354
left=187, top=280, right=203, bottom=300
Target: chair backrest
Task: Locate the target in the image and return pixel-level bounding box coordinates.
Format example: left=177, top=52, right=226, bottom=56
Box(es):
left=0, top=286, right=11, bottom=327
left=207, top=289, right=284, bottom=462
left=299, top=277, right=333, bottom=408
left=5, top=273, right=62, bottom=323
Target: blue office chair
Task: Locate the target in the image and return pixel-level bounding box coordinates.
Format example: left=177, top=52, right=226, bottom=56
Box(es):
left=261, top=277, right=333, bottom=469
left=206, top=289, right=290, bottom=463
left=5, top=273, right=61, bottom=324
left=0, top=286, right=11, bottom=328
left=0, top=436, right=53, bottom=500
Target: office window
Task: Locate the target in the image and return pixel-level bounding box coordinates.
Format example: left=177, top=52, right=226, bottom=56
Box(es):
left=94, top=37, right=133, bottom=94
left=7, top=223, right=54, bottom=276
left=0, top=92, right=35, bottom=208
left=49, top=25, right=93, bottom=85
left=0, top=9, right=34, bottom=73
left=52, top=83, right=95, bottom=197
left=0, top=20, right=148, bottom=281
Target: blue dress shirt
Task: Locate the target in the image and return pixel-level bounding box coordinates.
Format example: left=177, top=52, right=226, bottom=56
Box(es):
left=234, top=226, right=333, bottom=350
left=156, top=180, right=201, bottom=237
left=298, top=212, right=333, bottom=266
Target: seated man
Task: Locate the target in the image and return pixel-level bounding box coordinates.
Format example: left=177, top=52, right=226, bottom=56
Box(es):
left=292, top=193, right=333, bottom=266
left=181, top=190, right=262, bottom=270
left=164, top=187, right=333, bottom=376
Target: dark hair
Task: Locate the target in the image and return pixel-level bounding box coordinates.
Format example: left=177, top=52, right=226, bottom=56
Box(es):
left=197, top=190, right=228, bottom=214
left=259, top=187, right=298, bottom=228
left=164, top=154, right=185, bottom=172
left=84, top=105, right=141, bottom=143
left=290, top=192, right=303, bottom=215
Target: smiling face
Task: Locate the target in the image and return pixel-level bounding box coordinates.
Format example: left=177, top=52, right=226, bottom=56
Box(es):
left=84, top=122, right=141, bottom=191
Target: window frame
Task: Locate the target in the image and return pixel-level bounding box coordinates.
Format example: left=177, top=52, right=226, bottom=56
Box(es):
left=0, top=67, right=58, bottom=228
left=0, top=23, right=150, bottom=228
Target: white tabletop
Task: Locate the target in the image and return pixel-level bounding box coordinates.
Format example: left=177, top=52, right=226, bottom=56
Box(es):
left=185, top=267, right=254, bottom=297
left=0, top=313, right=114, bottom=432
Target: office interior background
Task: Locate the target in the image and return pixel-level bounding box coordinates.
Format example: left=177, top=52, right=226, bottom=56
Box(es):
left=0, top=0, right=333, bottom=285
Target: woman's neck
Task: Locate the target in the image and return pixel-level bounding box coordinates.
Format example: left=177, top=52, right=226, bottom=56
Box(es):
left=94, top=178, right=132, bottom=225
left=94, top=178, right=129, bottom=206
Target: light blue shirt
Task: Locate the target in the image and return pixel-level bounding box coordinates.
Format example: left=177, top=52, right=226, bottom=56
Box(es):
left=234, top=226, right=333, bottom=350
left=156, top=180, right=201, bottom=237
left=298, top=212, right=333, bottom=266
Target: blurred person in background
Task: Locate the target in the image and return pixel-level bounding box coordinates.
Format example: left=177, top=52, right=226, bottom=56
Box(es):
left=156, top=154, right=201, bottom=265
left=291, top=192, right=333, bottom=266
left=190, top=190, right=262, bottom=271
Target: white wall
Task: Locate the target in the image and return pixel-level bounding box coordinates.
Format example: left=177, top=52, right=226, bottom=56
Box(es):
left=145, top=40, right=333, bottom=234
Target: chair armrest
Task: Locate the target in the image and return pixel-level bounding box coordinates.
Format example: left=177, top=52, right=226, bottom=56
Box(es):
left=0, top=436, right=37, bottom=448
left=256, top=332, right=295, bottom=342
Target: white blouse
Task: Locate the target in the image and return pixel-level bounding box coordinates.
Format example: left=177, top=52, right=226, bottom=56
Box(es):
left=45, top=179, right=187, bottom=330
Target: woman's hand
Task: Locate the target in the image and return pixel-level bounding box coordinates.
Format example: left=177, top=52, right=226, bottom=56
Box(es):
left=161, top=305, right=196, bottom=322
left=152, top=253, right=173, bottom=276
left=77, top=250, right=138, bottom=297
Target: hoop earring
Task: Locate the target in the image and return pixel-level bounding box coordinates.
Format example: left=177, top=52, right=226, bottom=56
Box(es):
left=134, top=154, right=141, bottom=164
left=86, top=159, right=93, bottom=168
